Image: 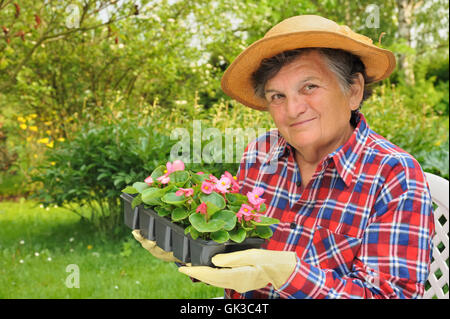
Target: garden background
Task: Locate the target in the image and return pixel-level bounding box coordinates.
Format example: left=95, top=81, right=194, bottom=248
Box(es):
left=0, top=0, right=448, bottom=298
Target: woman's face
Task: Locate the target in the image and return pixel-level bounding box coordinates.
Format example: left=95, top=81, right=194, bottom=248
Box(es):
left=264, top=50, right=363, bottom=159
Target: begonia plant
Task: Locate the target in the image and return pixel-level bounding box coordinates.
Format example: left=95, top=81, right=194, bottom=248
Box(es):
left=121, top=160, right=279, bottom=243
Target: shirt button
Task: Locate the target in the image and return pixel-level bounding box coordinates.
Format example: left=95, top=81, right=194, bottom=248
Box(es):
left=290, top=222, right=296, bottom=229
left=296, top=181, right=302, bottom=187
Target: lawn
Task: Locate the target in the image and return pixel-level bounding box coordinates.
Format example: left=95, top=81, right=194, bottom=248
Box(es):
left=0, top=199, right=223, bottom=299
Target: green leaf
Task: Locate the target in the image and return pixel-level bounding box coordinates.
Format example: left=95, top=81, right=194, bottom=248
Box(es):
left=121, top=186, right=138, bottom=194
left=141, top=187, right=165, bottom=205
left=161, top=192, right=187, bottom=206
left=171, top=207, right=190, bottom=221
left=191, top=173, right=209, bottom=185
left=210, top=210, right=236, bottom=231
left=154, top=206, right=171, bottom=217
left=150, top=165, right=166, bottom=180
left=250, top=216, right=280, bottom=226
left=132, top=182, right=149, bottom=193
left=255, top=226, right=273, bottom=239
left=229, top=228, right=246, bottom=243
left=225, top=193, right=247, bottom=204
left=189, top=213, right=225, bottom=233
left=185, top=225, right=199, bottom=240
left=258, top=203, right=267, bottom=213
left=168, top=170, right=189, bottom=187
left=206, top=201, right=221, bottom=217
left=200, top=192, right=226, bottom=210
left=211, top=230, right=230, bottom=243
left=131, top=194, right=142, bottom=209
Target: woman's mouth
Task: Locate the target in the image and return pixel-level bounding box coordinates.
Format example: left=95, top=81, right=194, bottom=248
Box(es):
left=290, top=117, right=316, bottom=127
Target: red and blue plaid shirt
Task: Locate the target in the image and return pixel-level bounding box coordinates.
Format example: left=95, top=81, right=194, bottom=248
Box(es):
left=226, top=114, right=435, bottom=299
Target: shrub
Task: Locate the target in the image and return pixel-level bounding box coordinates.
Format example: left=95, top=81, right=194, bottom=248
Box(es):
left=364, top=81, right=449, bottom=179
left=32, top=118, right=177, bottom=234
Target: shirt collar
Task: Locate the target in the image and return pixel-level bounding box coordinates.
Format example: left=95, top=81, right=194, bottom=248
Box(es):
left=264, top=113, right=370, bottom=187
left=327, top=113, right=370, bottom=187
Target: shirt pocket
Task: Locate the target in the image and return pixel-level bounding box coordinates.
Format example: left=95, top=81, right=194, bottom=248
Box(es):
left=304, top=225, right=363, bottom=275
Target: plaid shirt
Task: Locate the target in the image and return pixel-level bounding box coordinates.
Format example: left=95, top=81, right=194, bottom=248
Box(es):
left=226, top=114, right=435, bottom=299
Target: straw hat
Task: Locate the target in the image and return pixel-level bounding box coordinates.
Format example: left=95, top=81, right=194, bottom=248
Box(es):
left=221, top=15, right=396, bottom=110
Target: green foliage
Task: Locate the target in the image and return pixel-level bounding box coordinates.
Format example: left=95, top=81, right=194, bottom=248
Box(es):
left=31, top=118, right=176, bottom=234
left=364, top=81, right=449, bottom=179
left=123, top=163, right=279, bottom=243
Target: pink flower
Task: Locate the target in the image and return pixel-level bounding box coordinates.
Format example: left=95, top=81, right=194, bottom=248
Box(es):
left=175, top=188, right=194, bottom=197
left=157, top=175, right=170, bottom=184
left=201, top=181, right=214, bottom=194
left=196, top=202, right=207, bottom=215
left=247, top=187, right=266, bottom=209
left=237, top=204, right=254, bottom=222
left=223, top=171, right=239, bottom=193
left=144, top=176, right=153, bottom=186
left=167, top=160, right=185, bottom=173
left=215, top=176, right=231, bottom=194
left=196, top=171, right=204, bottom=175
left=157, top=160, right=186, bottom=185
left=208, top=174, right=219, bottom=184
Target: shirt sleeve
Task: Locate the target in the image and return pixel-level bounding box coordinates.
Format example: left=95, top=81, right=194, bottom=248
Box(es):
left=275, top=158, right=435, bottom=299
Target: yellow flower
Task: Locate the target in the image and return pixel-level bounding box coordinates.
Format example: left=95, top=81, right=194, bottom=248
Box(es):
left=30, top=114, right=37, bottom=119
left=45, top=130, right=51, bottom=135
left=57, top=137, right=65, bottom=142
left=51, top=162, right=56, bottom=166
left=18, top=116, right=26, bottom=123
left=44, top=121, right=52, bottom=126
left=434, top=140, right=442, bottom=147
left=87, top=245, right=93, bottom=250
left=29, top=126, right=38, bottom=132
left=38, top=137, right=49, bottom=144
left=46, top=141, right=54, bottom=148
left=19, top=123, right=27, bottom=130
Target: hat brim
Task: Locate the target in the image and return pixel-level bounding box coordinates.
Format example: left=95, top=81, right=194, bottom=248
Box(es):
left=221, top=31, right=396, bottom=110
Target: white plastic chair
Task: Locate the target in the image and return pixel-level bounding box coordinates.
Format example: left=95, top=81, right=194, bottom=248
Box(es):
left=423, top=172, right=449, bottom=299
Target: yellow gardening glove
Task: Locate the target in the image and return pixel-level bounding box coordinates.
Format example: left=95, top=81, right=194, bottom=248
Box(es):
left=132, top=230, right=181, bottom=263
left=178, top=249, right=297, bottom=293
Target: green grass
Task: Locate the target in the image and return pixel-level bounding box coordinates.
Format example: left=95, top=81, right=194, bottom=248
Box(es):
left=0, top=199, right=223, bottom=298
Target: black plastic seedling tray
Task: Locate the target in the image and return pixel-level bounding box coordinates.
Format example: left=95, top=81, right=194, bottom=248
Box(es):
left=122, top=192, right=266, bottom=266
left=120, top=193, right=140, bottom=230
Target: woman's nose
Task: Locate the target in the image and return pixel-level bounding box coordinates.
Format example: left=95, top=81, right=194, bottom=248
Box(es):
left=286, top=94, right=307, bottom=118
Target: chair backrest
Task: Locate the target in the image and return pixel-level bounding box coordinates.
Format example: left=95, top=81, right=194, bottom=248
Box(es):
left=423, top=172, right=449, bottom=299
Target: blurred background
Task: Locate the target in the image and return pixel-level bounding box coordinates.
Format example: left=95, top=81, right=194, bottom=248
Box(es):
left=0, top=0, right=448, bottom=298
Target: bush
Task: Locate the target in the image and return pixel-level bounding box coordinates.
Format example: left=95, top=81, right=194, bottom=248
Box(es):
left=364, top=81, right=449, bottom=179
left=32, top=118, right=177, bottom=234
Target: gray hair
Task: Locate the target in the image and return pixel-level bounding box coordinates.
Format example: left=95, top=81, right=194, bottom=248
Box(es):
left=251, top=48, right=374, bottom=126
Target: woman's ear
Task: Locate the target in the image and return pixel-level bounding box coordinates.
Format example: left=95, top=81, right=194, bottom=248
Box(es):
left=349, top=73, right=365, bottom=111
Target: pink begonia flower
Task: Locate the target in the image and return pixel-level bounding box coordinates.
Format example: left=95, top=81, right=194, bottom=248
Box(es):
left=157, top=160, right=186, bottom=184
left=208, top=174, right=219, bottom=184
left=201, top=181, right=214, bottom=194
left=157, top=175, right=170, bottom=184
left=196, top=171, right=204, bottom=175
left=167, top=160, right=185, bottom=173
left=175, top=188, right=194, bottom=197
left=144, top=176, right=153, bottom=186
left=215, top=176, right=231, bottom=194
left=196, top=202, right=207, bottom=215
left=236, top=204, right=254, bottom=222
left=247, top=187, right=266, bottom=210
left=223, top=171, right=239, bottom=193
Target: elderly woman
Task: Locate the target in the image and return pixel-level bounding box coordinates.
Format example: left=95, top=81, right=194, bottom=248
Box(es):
left=136, top=15, right=435, bottom=299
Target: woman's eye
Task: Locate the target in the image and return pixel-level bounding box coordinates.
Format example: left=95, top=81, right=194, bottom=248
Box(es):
left=270, top=94, right=284, bottom=102
left=303, top=84, right=318, bottom=93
